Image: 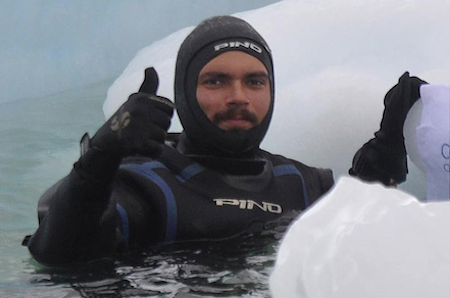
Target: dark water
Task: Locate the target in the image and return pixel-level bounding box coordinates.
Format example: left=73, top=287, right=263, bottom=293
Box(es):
left=15, top=229, right=290, bottom=298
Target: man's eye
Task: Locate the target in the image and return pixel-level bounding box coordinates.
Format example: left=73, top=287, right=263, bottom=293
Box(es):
left=199, top=77, right=225, bottom=87
left=204, top=79, right=222, bottom=85
left=247, top=79, right=267, bottom=86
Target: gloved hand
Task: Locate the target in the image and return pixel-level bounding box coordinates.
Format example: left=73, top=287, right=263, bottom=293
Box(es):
left=375, top=71, right=426, bottom=145
left=349, top=72, right=427, bottom=185
left=90, top=67, right=174, bottom=156
left=75, top=67, right=174, bottom=183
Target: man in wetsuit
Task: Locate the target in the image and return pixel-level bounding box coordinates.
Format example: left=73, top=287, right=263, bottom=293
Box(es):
left=25, top=16, right=426, bottom=266
left=26, top=16, right=334, bottom=265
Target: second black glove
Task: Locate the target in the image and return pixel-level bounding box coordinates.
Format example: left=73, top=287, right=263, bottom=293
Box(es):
left=349, top=72, right=427, bottom=185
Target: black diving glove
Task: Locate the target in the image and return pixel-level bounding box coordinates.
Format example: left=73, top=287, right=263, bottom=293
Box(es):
left=75, top=67, right=175, bottom=183
left=349, top=71, right=427, bottom=185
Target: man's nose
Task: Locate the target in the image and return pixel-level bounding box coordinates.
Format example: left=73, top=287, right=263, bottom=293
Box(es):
left=227, top=81, right=249, bottom=106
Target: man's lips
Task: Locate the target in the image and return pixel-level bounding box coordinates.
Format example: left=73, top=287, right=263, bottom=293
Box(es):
left=222, top=117, right=250, bottom=124
left=218, top=118, right=253, bottom=130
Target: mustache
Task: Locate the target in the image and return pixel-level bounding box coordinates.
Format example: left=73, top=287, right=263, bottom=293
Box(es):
left=212, top=106, right=258, bottom=126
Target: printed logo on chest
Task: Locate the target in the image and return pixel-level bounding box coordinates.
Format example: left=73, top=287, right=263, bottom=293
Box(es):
left=213, top=198, right=282, bottom=214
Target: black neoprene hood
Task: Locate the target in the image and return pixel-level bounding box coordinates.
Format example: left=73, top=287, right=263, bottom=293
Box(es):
left=174, top=15, right=274, bottom=156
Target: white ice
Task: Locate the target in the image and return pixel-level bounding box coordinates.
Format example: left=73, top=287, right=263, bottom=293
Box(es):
left=272, top=84, right=450, bottom=296
left=270, top=177, right=450, bottom=298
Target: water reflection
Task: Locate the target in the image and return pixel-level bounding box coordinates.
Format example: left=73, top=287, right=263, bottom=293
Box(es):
left=27, top=213, right=297, bottom=298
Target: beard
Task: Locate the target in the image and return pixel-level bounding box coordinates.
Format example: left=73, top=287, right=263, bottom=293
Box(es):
left=212, top=106, right=258, bottom=129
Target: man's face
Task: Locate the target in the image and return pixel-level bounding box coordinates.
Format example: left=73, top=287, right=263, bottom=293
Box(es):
left=196, top=51, right=271, bottom=131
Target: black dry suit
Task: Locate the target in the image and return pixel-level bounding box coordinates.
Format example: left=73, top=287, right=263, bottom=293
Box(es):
left=25, top=16, right=334, bottom=265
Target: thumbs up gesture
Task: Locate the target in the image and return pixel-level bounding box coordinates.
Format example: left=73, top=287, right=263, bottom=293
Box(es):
left=90, top=67, right=174, bottom=157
